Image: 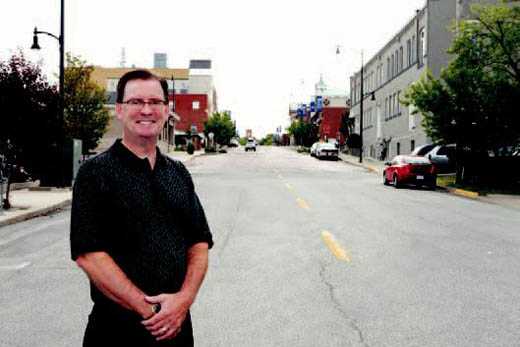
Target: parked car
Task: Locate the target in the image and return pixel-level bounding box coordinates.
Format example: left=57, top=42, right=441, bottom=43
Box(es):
left=410, top=144, right=435, bottom=156
left=425, top=145, right=456, bottom=173
left=310, top=142, right=319, bottom=157
left=383, top=155, right=436, bottom=189
left=245, top=138, right=256, bottom=152
left=316, top=143, right=339, bottom=160
left=227, top=139, right=239, bottom=147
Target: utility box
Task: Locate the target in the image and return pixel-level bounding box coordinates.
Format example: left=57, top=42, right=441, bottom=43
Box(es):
left=39, top=138, right=82, bottom=187
left=64, top=139, right=83, bottom=186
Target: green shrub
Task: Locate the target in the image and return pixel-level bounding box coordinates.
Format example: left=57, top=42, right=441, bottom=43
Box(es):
left=297, top=146, right=310, bottom=153
left=205, top=146, right=216, bottom=153
left=174, top=146, right=185, bottom=152
left=218, top=148, right=227, bottom=153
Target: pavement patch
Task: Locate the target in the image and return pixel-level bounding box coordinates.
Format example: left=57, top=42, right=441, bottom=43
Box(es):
left=321, top=231, right=351, bottom=262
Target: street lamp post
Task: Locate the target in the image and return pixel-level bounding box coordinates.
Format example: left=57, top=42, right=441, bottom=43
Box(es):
left=168, top=75, right=176, bottom=153
left=31, top=0, right=65, bottom=187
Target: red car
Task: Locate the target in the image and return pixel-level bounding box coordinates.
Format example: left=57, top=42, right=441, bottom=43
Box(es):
left=383, top=155, right=437, bottom=189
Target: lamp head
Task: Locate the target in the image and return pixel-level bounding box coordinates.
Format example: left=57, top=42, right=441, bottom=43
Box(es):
left=31, top=27, right=41, bottom=50
left=370, top=92, right=376, bottom=101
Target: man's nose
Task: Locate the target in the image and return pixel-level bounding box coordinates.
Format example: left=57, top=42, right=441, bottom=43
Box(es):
left=140, top=103, right=153, bottom=114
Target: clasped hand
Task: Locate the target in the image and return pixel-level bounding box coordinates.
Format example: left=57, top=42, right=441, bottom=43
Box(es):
left=141, top=292, right=192, bottom=341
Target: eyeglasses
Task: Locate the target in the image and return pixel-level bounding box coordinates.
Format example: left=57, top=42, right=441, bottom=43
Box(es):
left=121, top=99, right=167, bottom=109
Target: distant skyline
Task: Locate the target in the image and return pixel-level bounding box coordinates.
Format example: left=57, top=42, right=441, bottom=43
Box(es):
left=1, top=0, right=426, bottom=138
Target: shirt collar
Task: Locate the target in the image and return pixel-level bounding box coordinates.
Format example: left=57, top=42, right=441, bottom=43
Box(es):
left=110, top=139, right=165, bottom=171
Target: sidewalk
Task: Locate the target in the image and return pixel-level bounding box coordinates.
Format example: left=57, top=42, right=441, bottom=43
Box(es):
left=0, top=188, right=72, bottom=227
left=0, top=150, right=206, bottom=228
left=338, top=152, right=386, bottom=173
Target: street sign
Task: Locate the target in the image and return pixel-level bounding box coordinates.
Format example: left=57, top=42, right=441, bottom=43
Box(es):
left=310, top=102, right=315, bottom=113
left=316, top=96, right=323, bottom=112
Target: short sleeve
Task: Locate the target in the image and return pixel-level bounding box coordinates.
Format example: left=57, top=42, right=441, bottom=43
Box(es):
left=177, top=162, right=213, bottom=249
left=70, top=163, right=109, bottom=260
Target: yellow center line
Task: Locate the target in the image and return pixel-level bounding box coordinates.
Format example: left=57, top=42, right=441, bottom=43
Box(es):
left=321, top=231, right=351, bottom=263
left=297, top=198, right=310, bottom=211
left=285, top=183, right=293, bottom=190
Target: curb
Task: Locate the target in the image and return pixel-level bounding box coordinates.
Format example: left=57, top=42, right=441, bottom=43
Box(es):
left=437, top=182, right=482, bottom=199
left=0, top=199, right=72, bottom=228
left=339, top=155, right=382, bottom=174
left=454, top=188, right=480, bottom=198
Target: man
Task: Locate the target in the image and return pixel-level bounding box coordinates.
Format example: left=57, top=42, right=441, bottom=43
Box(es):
left=70, top=70, right=213, bottom=346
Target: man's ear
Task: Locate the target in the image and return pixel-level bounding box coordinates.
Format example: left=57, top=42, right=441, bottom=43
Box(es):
left=115, top=103, right=123, bottom=121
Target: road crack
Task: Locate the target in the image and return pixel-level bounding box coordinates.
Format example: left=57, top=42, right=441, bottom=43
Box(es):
left=319, top=262, right=371, bottom=347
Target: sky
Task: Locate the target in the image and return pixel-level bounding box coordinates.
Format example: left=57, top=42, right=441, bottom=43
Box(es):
left=1, top=0, right=426, bottom=138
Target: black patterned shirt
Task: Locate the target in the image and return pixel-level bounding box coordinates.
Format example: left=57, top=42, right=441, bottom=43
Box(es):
left=70, top=139, right=213, bottom=314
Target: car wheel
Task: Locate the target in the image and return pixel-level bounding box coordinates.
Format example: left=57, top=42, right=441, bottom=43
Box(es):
left=393, top=174, right=400, bottom=189
left=383, top=172, right=390, bottom=185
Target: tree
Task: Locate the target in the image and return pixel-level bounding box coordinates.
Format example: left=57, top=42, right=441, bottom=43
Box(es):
left=64, top=53, right=110, bottom=154
left=0, top=51, right=59, bottom=179
left=203, top=111, right=236, bottom=146
left=259, top=134, right=274, bottom=146
left=287, top=120, right=318, bottom=147
left=402, top=1, right=520, bottom=185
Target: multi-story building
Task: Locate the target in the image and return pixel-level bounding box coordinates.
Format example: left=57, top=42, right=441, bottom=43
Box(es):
left=349, top=0, right=513, bottom=160
left=349, top=0, right=457, bottom=160
left=153, top=53, right=167, bottom=69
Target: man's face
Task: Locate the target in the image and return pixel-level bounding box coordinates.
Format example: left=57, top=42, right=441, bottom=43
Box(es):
left=115, top=79, right=169, bottom=141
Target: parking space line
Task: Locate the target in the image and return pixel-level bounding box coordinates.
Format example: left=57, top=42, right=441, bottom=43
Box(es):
left=297, top=198, right=310, bottom=211
left=321, top=231, right=351, bottom=262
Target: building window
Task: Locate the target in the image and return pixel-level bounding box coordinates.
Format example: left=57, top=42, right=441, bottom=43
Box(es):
left=192, top=101, right=200, bottom=110
left=387, top=57, right=391, bottom=81
left=397, top=142, right=401, bottom=155
left=399, top=46, right=403, bottom=72
left=407, top=40, right=411, bottom=67
left=412, top=35, right=416, bottom=63
left=418, top=28, right=426, bottom=65
left=391, top=54, right=394, bottom=78
left=395, top=50, right=399, bottom=74
left=411, top=140, right=415, bottom=152
left=397, top=91, right=401, bottom=114
left=385, top=97, right=388, bottom=119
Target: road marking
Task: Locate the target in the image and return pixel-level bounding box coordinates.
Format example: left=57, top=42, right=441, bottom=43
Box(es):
left=278, top=174, right=284, bottom=179
left=321, top=231, right=351, bottom=262
left=285, top=183, right=293, bottom=190
left=0, top=261, right=32, bottom=271
left=297, top=198, right=310, bottom=211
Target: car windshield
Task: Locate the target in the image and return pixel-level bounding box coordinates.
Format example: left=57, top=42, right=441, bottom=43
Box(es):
left=412, top=145, right=435, bottom=155
left=404, top=156, right=430, bottom=164
left=320, top=143, right=336, bottom=150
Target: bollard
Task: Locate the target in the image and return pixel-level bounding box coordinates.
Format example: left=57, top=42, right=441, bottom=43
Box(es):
left=0, top=178, right=4, bottom=215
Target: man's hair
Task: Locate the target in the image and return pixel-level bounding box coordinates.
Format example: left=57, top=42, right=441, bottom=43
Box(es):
left=116, top=69, right=169, bottom=103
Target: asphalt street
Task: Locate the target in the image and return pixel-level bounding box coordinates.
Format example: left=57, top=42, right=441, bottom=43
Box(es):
left=0, top=146, right=519, bottom=347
